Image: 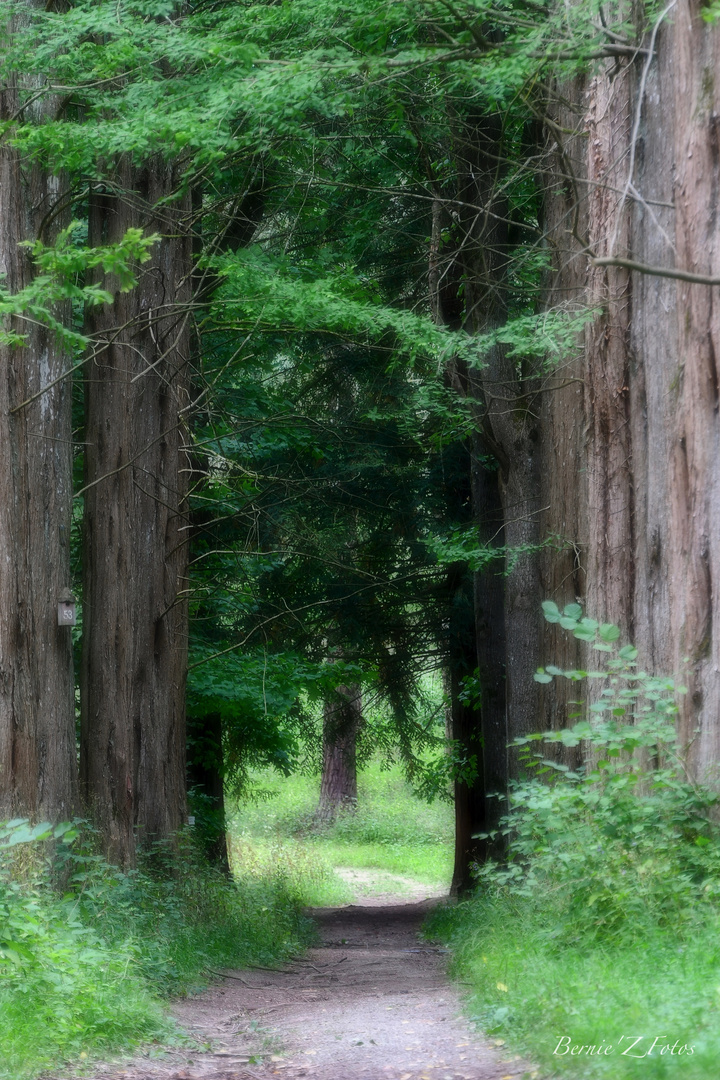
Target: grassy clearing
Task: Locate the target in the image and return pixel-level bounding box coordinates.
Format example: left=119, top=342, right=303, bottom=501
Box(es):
left=0, top=829, right=313, bottom=1080
left=427, top=895, right=720, bottom=1079
left=230, top=757, right=454, bottom=904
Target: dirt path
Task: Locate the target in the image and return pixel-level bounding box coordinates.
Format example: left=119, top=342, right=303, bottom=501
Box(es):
left=63, top=896, right=536, bottom=1080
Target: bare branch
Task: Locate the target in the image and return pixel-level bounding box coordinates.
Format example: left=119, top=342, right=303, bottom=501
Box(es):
left=591, top=256, right=720, bottom=287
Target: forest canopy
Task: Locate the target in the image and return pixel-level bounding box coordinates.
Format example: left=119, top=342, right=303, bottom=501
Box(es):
left=0, top=0, right=718, bottom=895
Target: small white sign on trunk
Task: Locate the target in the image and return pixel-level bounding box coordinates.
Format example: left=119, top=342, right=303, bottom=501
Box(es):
left=57, top=589, right=77, bottom=627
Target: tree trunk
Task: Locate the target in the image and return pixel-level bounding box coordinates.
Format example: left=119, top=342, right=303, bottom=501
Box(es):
left=471, top=449, right=508, bottom=854
left=536, top=75, right=592, bottom=740
left=80, top=160, right=192, bottom=866
left=449, top=666, right=485, bottom=896
left=317, top=683, right=363, bottom=821
left=541, top=4, right=720, bottom=783
left=447, top=561, right=486, bottom=895
left=629, top=0, right=720, bottom=773
left=0, top=5, right=77, bottom=821
left=460, top=116, right=543, bottom=760
left=430, top=194, right=508, bottom=881
left=187, top=711, right=230, bottom=874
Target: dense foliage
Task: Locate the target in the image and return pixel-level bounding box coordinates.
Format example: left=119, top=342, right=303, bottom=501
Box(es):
left=0, top=821, right=311, bottom=1079
left=0, top=0, right=619, bottom=790
left=3, top=1, right=713, bottom=1076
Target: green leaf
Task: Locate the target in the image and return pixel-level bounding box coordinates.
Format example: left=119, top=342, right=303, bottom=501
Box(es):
left=563, top=603, right=583, bottom=619
left=599, top=623, right=621, bottom=642
left=534, top=669, right=553, bottom=684
left=541, top=600, right=561, bottom=623
left=1, top=820, right=54, bottom=847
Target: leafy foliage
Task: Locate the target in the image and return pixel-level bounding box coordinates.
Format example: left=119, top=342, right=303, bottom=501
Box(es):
left=0, top=222, right=157, bottom=348
left=473, top=609, right=719, bottom=942
left=0, top=819, right=311, bottom=1079
left=427, top=609, right=720, bottom=1077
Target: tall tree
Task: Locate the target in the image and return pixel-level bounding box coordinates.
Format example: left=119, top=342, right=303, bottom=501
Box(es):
left=317, top=683, right=364, bottom=821
left=541, top=0, right=720, bottom=780
left=0, top=1, right=77, bottom=821
left=80, top=162, right=192, bottom=866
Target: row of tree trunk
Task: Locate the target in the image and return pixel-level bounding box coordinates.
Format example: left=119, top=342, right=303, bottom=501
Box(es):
left=0, top=50, right=192, bottom=867
left=444, top=1, right=720, bottom=888
left=4, top=0, right=720, bottom=877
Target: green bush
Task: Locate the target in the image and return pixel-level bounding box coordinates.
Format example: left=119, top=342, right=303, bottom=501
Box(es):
left=0, top=834, right=166, bottom=1078
left=426, top=608, right=720, bottom=1078
left=479, top=605, right=720, bottom=943
left=0, top=820, right=312, bottom=1080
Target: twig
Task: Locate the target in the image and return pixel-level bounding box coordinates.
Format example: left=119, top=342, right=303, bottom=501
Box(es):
left=245, top=1002, right=300, bottom=1012
left=204, top=968, right=271, bottom=988
left=608, top=0, right=678, bottom=256
left=591, top=256, right=720, bottom=286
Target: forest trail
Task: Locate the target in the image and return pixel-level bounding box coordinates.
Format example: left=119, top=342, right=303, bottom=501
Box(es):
left=69, top=891, right=537, bottom=1080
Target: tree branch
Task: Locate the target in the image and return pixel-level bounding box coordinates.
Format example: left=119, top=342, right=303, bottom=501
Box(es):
left=591, top=256, right=720, bottom=287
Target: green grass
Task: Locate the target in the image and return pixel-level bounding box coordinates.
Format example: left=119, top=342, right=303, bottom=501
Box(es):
left=230, top=835, right=354, bottom=906
left=427, top=892, right=720, bottom=1079
left=0, top=758, right=453, bottom=1078
left=230, top=757, right=454, bottom=905
left=0, top=832, right=314, bottom=1080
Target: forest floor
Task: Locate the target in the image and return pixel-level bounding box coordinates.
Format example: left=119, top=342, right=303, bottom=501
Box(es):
left=49, top=879, right=538, bottom=1080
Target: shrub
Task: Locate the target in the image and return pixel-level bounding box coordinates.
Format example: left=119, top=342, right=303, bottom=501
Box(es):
left=477, top=605, right=720, bottom=943
left=426, top=608, right=720, bottom=1079
left=0, top=819, right=312, bottom=1079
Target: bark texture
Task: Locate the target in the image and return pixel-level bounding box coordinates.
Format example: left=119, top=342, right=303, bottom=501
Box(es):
left=470, top=450, right=508, bottom=852
left=0, top=6, right=77, bottom=820
left=541, top=1, right=720, bottom=783
left=537, top=76, right=588, bottom=735
left=632, top=0, right=720, bottom=777
left=317, top=684, right=363, bottom=821
left=80, top=161, right=192, bottom=865
left=459, top=116, right=543, bottom=760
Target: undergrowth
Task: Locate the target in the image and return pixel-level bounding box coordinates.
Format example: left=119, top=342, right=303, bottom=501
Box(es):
left=428, top=896, right=720, bottom=1079
left=0, top=822, right=312, bottom=1080
left=427, top=606, right=720, bottom=1079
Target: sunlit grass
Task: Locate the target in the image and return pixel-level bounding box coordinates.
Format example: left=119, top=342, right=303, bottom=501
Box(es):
left=230, top=756, right=454, bottom=904
left=427, top=893, right=720, bottom=1079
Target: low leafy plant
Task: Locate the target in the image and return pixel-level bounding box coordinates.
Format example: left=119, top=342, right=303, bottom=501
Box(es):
left=0, top=819, right=312, bottom=1080
left=426, top=606, right=720, bottom=1078
left=475, top=604, right=720, bottom=941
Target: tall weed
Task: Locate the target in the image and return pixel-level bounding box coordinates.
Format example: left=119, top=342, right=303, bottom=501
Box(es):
left=0, top=821, right=311, bottom=1080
